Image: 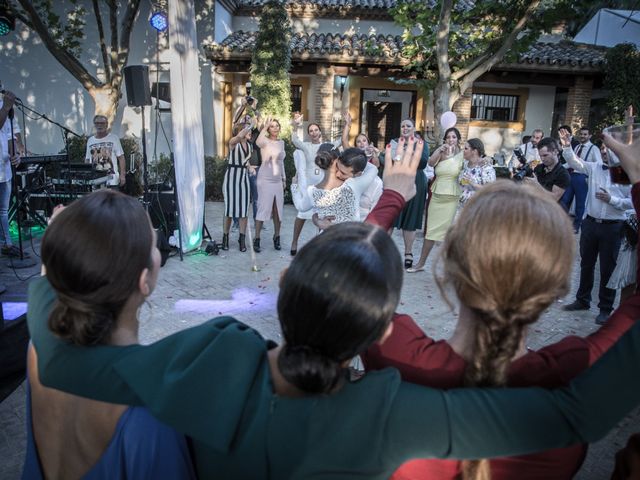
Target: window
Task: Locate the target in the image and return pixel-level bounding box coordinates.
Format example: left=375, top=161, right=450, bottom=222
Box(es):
left=471, top=93, right=519, bottom=122
left=291, top=85, right=303, bottom=114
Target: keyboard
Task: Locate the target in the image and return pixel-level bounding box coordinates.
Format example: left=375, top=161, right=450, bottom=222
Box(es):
left=21, top=154, right=68, bottom=165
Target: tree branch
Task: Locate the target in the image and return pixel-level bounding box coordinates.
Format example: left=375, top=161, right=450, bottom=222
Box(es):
left=108, top=1, right=119, bottom=76
left=118, top=0, right=142, bottom=68
left=458, top=0, right=543, bottom=92
left=92, top=0, right=111, bottom=83
left=451, top=51, right=492, bottom=81
left=15, top=0, right=101, bottom=89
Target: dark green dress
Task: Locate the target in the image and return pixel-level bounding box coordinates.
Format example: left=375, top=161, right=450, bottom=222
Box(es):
left=380, top=140, right=430, bottom=230
left=27, top=277, right=640, bottom=479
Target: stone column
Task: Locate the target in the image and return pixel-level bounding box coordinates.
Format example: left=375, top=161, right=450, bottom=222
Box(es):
left=565, top=76, right=593, bottom=131
left=315, top=64, right=335, bottom=138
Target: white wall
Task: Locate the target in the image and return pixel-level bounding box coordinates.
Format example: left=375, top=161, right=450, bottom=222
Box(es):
left=468, top=83, right=556, bottom=157
left=232, top=16, right=402, bottom=36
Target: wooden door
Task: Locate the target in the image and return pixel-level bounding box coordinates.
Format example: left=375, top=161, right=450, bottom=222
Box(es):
left=366, top=101, right=402, bottom=150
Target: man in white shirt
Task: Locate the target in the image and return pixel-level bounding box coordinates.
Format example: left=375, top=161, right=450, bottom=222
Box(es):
left=560, top=129, right=631, bottom=325
left=509, top=128, right=544, bottom=171
left=85, top=115, right=125, bottom=187
left=560, top=126, right=603, bottom=233
left=0, top=90, right=25, bottom=259
left=290, top=112, right=341, bottom=255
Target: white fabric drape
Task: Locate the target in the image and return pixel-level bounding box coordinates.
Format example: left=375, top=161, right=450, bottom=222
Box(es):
left=169, top=0, right=205, bottom=252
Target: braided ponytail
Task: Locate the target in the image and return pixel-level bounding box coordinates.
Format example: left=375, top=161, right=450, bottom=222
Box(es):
left=435, top=181, right=574, bottom=480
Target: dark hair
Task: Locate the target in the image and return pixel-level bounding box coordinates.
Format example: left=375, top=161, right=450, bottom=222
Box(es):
left=522, top=135, right=531, bottom=145
left=338, top=147, right=368, bottom=174
left=443, top=127, right=461, bottom=143
left=537, top=137, right=560, bottom=153
left=277, top=222, right=403, bottom=394
left=315, top=143, right=339, bottom=170
left=579, top=126, right=590, bottom=134
left=466, top=138, right=485, bottom=157
left=307, top=122, right=322, bottom=134
left=42, top=190, right=154, bottom=346
left=558, top=125, right=572, bottom=135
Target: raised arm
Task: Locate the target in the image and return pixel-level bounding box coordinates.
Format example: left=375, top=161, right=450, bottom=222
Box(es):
left=229, top=123, right=253, bottom=150
left=559, top=128, right=589, bottom=174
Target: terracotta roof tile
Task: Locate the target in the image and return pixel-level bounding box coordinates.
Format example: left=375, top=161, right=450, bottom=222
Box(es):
left=207, top=32, right=607, bottom=70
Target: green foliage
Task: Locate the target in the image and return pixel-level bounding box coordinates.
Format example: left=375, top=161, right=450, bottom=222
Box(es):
left=602, top=43, right=640, bottom=126
left=250, top=0, right=292, bottom=137
left=28, top=0, right=87, bottom=57
left=391, top=0, right=572, bottom=89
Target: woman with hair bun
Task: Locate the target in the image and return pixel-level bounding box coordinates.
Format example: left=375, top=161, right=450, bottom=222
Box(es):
left=24, top=190, right=195, bottom=479
left=457, top=138, right=496, bottom=210
left=25, top=136, right=640, bottom=480
left=292, top=145, right=378, bottom=225
left=364, top=179, right=640, bottom=480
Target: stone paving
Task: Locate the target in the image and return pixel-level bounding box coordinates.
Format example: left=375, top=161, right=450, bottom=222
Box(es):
left=1, top=200, right=639, bottom=479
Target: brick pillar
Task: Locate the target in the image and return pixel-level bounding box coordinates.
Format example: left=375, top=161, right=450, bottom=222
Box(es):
left=452, top=89, right=472, bottom=141
left=565, top=76, right=593, bottom=131
left=315, top=64, right=334, bottom=138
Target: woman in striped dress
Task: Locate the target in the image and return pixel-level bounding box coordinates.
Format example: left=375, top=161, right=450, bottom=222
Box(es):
left=222, top=122, right=254, bottom=252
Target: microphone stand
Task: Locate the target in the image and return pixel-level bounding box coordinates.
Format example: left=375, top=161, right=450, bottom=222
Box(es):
left=7, top=108, right=35, bottom=268
left=14, top=101, right=81, bottom=205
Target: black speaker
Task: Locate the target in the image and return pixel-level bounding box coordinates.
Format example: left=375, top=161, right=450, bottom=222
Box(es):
left=123, top=65, right=151, bottom=107
left=148, top=191, right=177, bottom=234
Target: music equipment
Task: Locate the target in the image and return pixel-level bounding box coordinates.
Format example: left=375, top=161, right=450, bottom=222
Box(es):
left=20, top=154, right=67, bottom=165
left=51, top=175, right=110, bottom=187
left=148, top=190, right=178, bottom=235
left=123, top=65, right=151, bottom=107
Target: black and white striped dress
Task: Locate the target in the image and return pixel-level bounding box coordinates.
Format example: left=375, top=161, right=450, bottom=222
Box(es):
left=223, top=142, right=252, bottom=217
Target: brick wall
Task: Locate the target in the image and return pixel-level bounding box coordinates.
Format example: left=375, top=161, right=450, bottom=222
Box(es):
left=452, top=89, right=472, bottom=141
left=315, top=64, right=334, bottom=138
left=565, top=76, right=593, bottom=131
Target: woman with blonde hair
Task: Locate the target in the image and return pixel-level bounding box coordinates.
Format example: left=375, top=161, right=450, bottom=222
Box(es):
left=254, top=117, right=286, bottom=252
left=364, top=179, right=640, bottom=480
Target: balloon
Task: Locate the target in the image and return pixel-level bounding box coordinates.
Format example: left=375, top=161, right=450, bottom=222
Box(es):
left=440, top=111, right=457, bottom=131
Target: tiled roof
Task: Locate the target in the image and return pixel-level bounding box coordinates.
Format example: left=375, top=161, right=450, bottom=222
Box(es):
left=206, top=32, right=607, bottom=71
left=233, top=0, right=476, bottom=14
left=515, top=41, right=607, bottom=69
left=207, top=31, right=404, bottom=62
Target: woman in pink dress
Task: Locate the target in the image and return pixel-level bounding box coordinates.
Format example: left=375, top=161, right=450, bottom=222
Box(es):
left=254, top=118, right=286, bottom=252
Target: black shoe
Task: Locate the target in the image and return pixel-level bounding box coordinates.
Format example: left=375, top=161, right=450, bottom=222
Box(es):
left=253, top=238, right=261, bottom=253
left=595, top=311, right=610, bottom=325
left=221, top=233, right=229, bottom=251
left=290, top=249, right=297, bottom=256
left=238, top=234, right=247, bottom=252
left=273, top=236, right=281, bottom=251
left=404, top=253, right=413, bottom=269
left=563, top=300, right=590, bottom=312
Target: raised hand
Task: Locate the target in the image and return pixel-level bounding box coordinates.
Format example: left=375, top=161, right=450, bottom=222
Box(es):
left=382, top=136, right=423, bottom=202
left=558, top=128, right=572, bottom=148
left=292, top=112, right=303, bottom=126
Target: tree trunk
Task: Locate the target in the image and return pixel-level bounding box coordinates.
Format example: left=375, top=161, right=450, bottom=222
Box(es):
left=432, top=78, right=464, bottom=144
left=88, top=84, right=121, bottom=124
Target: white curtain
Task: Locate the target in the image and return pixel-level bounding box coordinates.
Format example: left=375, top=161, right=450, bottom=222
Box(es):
left=168, top=0, right=205, bottom=252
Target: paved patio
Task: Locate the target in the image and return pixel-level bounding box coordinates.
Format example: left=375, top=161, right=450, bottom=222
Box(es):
left=0, top=200, right=638, bottom=479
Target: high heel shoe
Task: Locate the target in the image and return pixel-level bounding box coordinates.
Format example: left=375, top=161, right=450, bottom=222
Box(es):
left=290, top=249, right=297, bottom=256
left=221, top=233, right=229, bottom=251
left=404, top=253, right=413, bottom=269
left=273, top=236, right=281, bottom=250
left=238, top=234, right=247, bottom=252
left=253, top=238, right=261, bottom=253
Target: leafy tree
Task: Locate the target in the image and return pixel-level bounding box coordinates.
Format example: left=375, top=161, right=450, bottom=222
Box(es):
left=8, top=0, right=142, bottom=122
left=602, top=43, right=640, bottom=126
left=250, top=0, right=292, bottom=136
left=392, top=0, right=573, bottom=136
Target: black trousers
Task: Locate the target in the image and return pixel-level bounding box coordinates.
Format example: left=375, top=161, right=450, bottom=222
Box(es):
left=576, top=216, right=623, bottom=312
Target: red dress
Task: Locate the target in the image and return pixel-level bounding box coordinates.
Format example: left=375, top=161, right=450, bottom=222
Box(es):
left=364, top=185, right=640, bottom=480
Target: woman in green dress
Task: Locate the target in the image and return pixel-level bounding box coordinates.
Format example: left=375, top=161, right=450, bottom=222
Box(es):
left=380, top=119, right=430, bottom=269
left=27, top=136, right=640, bottom=479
